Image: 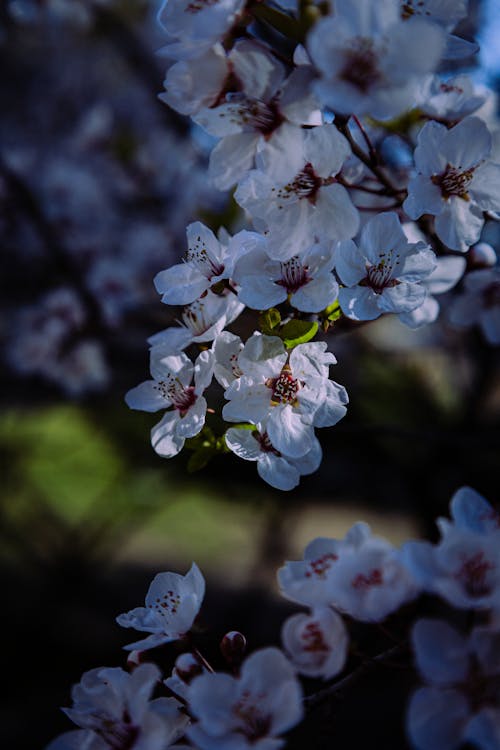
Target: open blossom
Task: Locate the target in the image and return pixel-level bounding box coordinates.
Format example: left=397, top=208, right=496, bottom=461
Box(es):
left=148, top=291, right=244, bottom=353
left=193, top=40, right=320, bottom=190
left=418, top=74, right=489, bottom=122
left=225, top=423, right=322, bottom=491
left=235, top=123, right=359, bottom=259
left=408, top=619, right=500, bottom=750
left=125, top=350, right=214, bottom=459
left=186, top=648, right=303, bottom=750
left=404, top=117, right=500, bottom=251
left=279, top=522, right=417, bottom=620
left=335, top=212, right=437, bottom=322
left=153, top=223, right=252, bottom=306
left=449, top=268, right=500, bottom=345
left=157, top=0, right=245, bottom=60
left=308, top=0, right=444, bottom=119
left=398, top=0, right=477, bottom=59
left=116, top=563, right=205, bottom=651
left=47, top=664, right=189, bottom=750
left=233, top=239, right=338, bottom=313
left=441, top=486, right=500, bottom=536
left=281, top=607, right=349, bottom=679
left=222, top=333, right=348, bottom=458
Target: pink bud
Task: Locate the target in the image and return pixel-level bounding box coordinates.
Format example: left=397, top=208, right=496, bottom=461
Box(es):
left=220, top=630, right=247, bottom=665
left=126, top=650, right=143, bottom=669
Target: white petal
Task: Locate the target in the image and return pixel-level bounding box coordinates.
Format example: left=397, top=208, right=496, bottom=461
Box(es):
left=335, top=240, right=367, bottom=286
left=442, top=117, right=492, bottom=170
left=412, top=619, right=469, bottom=685
left=154, top=264, right=208, bottom=306
left=257, top=453, right=301, bottom=491
left=338, top=286, right=381, bottom=321
left=125, top=381, right=170, bottom=412
left=151, top=412, right=185, bottom=458
left=267, top=406, right=314, bottom=458
left=434, top=199, right=484, bottom=251
left=209, top=133, right=258, bottom=191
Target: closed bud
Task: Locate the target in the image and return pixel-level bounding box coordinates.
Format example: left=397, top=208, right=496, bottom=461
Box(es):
left=126, top=650, right=143, bottom=669
left=174, top=652, right=204, bottom=683
left=468, top=242, right=497, bottom=269
left=220, top=630, right=247, bottom=665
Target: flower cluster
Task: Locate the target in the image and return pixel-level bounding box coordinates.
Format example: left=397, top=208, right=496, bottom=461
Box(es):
left=124, top=0, right=500, bottom=489
left=47, top=486, right=500, bottom=750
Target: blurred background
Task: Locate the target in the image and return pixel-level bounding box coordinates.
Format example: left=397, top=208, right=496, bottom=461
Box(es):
left=1, top=1, right=499, bottom=747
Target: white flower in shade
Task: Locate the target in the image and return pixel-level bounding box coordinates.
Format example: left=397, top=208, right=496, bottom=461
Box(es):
left=154, top=222, right=242, bottom=306
left=399, top=0, right=477, bottom=59
left=402, top=527, right=500, bottom=611
left=233, top=240, right=338, bottom=313
left=278, top=523, right=372, bottom=607
left=225, top=424, right=322, bottom=491
left=186, top=647, right=303, bottom=750
left=335, top=212, right=437, bottom=322
left=147, top=291, right=244, bottom=354
left=323, top=528, right=418, bottom=621
left=125, top=350, right=214, bottom=459
left=408, top=619, right=500, bottom=750
left=47, top=664, right=189, bottom=750
left=398, top=254, right=466, bottom=328
left=212, top=331, right=244, bottom=388
left=159, top=45, right=229, bottom=116
left=442, top=486, right=500, bottom=536
left=116, top=563, right=205, bottom=651
left=308, top=0, right=444, bottom=119
left=418, top=75, right=489, bottom=122
left=235, top=123, right=359, bottom=259
left=281, top=607, right=349, bottom=679
left=193, top=40, right=321, bottom=190
left=222, top=333, right=348, bottom=458
left=449, top=268, right=500, bottom=345
left=403, top=117, right=500, bottom=251
left=157, top=0, right=245, bottom=60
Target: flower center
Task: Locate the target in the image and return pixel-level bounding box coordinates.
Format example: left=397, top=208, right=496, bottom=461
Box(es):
left=431, top=164, right=474, bottom=201
left=234, top=692, right=272, bottom=741
left=277, top=256, right=311, bottom=295
left=340, top=38, right=382, bottom=93
left=266, top=363, right=300, bottom=406
left=352, top=568, right=384, bottom=590
left=181, top=299, right=213, bottom=336
left=361, top=252, right=400, bottom=293
left=185, top=0, right=219, bottom=13
left=186, top=238, right=224, bottom=280
left=301, top=621, right=329, bottom=653
left=156, top=377, right=197, bottom=415
left=456, top=552, right=494, bottom=598
left=275, top=163, right=322, bottom=205
left=148, top=588, right=182, bottom=615
left=305, top=552, right=338, bottom=578
left=225, top=93, right=283, bottom=136
left=95, top=713, right=139, bottom=750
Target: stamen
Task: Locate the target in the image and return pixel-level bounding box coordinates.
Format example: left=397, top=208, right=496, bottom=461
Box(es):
left=277, top=257, right=311, bottom=294
left=274, top=163, right=322, bottom=205
left=186, top=235, right=224, bottom=280
left=266, top=363, right=300, bottom=406
left=431, top=164, right=475, bottom=201
left=340, top=38, right=381, bottom=93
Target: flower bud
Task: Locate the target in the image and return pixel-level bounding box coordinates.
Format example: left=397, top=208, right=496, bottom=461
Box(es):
left=220, top=630, right=247, bottom=665
left=126, top=650, right=143, bottom=669
left=174, top=652, right=204, bottom=683
left=468, top=242, right=497, bottom=269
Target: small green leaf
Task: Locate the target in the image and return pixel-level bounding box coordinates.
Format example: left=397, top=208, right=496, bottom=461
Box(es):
left=187, top=448, right=214, bottom=473
left=259, top=308, right=282, bottom=335
left=280, top=319, right=318, bottom=348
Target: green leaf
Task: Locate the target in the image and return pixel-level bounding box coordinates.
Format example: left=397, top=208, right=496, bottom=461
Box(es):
left=280, top=320, right=318, bottom=348
left=259, top=308, right=282, bottom=335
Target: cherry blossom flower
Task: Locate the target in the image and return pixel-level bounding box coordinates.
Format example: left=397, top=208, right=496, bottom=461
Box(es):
left=404, top=117, right=500, bottom=251
left=125, top=349, right=214, bottom=459
left=398, top=0, right=477, bottom=59
left=47, top=663, right=189, bottom=750
left=408, top=619, right=500, bottom=750
left=418, top=74, right=489, bottom=122
left=281, top=607, right=349, bottom=679
left=443, top=486, right=500, bottom=536
left=186, top=647, right=303, bottom=750
left=335, top=212, right=437, bottom=322
left=225, top=424, right=322, bottom=490
left=147, top=291, right=244, bottom=354
left=157, top=0, right=245, bottom=60
left=116, top=563, right=205, bottom=651
left=235, top=123, right=359, bottom=259
left=448, top=268, right=500, bottom=345
left=154, top=222, right=244, bottom=306
left=308, top=0, right=444, bottom=119
left=222, top=333, right=348, bottom=458
left=233, top=240, right=338, bottom=313
left=193, top=40, right=321, bottom=190
left=159, top=45, right=229, bottom=116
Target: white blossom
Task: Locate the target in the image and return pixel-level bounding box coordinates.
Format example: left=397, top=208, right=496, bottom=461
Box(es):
left=404, top=117, right=500, bottom=251
left=186, top=647, right=303, bottom=750
left=335, top=212, right=437, bottom=322
left=281, top=607, right=349, bottom=679
left=116, top=563, right=205, bottom=651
